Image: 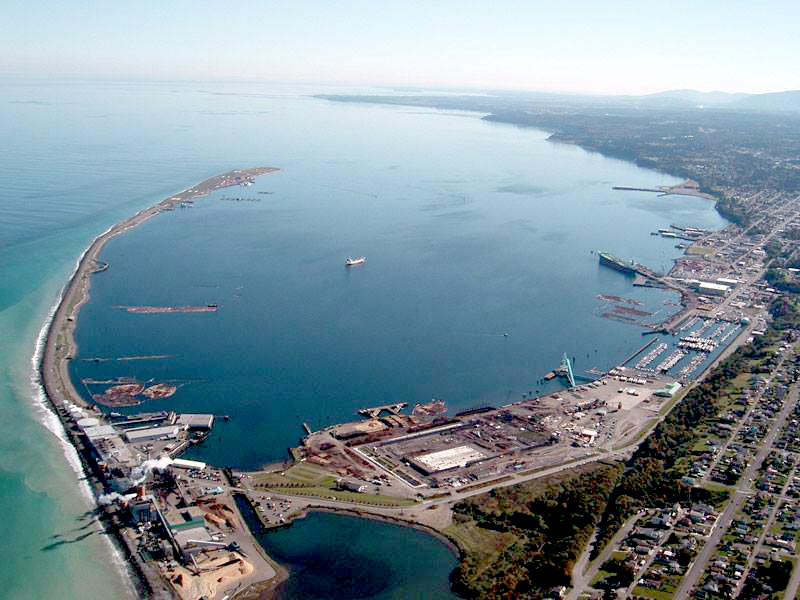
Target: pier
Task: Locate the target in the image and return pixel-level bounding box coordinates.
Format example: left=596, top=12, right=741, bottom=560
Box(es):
left=612, top=186, right=663, bottom=193
left=358, top=403, right=408, bottom=418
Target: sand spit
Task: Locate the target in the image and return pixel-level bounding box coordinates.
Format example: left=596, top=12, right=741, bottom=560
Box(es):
left=37, top=167, right=279, bottom=599
left=41, top=167, right=278, bottom=413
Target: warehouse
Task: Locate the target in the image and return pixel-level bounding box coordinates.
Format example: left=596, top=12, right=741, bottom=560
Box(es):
left=716, top=277, right=739, bottom=287
left=83, top=424, right=118, bottom=441
left=409, top=445, right=487, bottom=475
left=176, top=414, right=215, bottom=430
left=125, top=425, right=182, bottom=443
left=697, top=281, right=730, bottom=297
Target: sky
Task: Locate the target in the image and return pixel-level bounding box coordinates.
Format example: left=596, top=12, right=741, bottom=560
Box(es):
left=1, top=0, right=798, bottom=95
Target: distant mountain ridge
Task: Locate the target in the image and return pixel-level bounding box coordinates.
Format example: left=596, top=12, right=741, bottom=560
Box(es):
left=641, top=89, right=749, bottom=106
left=639, top=89, right=800, bottom=111
left=318, top=88, right=800, bottom=114
left=729, top=90, right=800, bottom=111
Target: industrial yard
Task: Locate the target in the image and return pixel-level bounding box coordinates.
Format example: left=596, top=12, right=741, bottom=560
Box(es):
left=288, top=371, right=680, bottom=497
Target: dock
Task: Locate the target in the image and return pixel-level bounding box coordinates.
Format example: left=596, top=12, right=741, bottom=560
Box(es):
left=612, top=186, right=663, bottom=193
left=358, top=403, right=408, bottom=418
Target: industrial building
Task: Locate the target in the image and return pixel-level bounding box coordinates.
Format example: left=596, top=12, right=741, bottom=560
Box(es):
left=171, top=458, right=207, bottom=470
left=655, top=382, right=683, bottom=398
left=716, top=277, right=739, bottom=287
left=176, top=414, right=215, bottom=430
left=409, top=445, right=487, bottom=475
left=697, top=281, right=730, bottom=296
left=336, top=478, right=367, bottom=493
left=125, top=425, right=182, bottom=443
left=83, top=424, right=118, bottom=440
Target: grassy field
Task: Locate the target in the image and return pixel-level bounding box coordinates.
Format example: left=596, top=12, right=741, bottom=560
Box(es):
left=249, top=463, right=417, bottom=507
left=443, top=521, right=519, bottom=570
left=268, top=486, right=417, bottom=506
left=250, top=462, right=335, bottom=486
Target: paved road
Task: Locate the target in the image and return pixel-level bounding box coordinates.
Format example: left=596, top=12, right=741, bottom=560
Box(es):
left=565, top=514, right=639, bottom=600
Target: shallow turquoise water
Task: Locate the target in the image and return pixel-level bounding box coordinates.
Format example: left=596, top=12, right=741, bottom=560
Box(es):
left=0, top=80, right=727, bottom=598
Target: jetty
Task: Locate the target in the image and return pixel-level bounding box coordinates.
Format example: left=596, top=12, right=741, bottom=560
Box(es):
left=612, top=186, right=663, bottom=193
left=358, top=403, right=408, bottom=418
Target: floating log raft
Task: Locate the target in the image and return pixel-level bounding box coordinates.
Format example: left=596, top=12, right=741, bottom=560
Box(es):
left=119, top=304, right=219, bottom=314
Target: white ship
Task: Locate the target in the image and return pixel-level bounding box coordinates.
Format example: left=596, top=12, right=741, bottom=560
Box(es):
left=345, top=256, right=366, bottom=266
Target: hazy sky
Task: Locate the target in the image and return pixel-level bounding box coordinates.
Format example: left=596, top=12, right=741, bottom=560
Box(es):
left=2, top=0, right=797, bottom=95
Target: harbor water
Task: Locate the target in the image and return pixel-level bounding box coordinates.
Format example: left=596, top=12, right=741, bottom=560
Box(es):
left=0, top=80, right=728, bottom=598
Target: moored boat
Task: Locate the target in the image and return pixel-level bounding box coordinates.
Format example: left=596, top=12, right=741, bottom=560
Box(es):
left=597, top=251, right=637, bottom=276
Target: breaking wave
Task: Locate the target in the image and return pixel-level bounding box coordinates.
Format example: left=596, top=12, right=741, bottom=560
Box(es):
left=28, top=235, right=138, bottom=599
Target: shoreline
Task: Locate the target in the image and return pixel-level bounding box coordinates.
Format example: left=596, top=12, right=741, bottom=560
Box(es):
left=29, top=288, right=142, bottom=599
left=301, top=505, right=461, bottom=557
left=36, top=167, right=280, bottom=599
left=33, top=159, right=748, bottom=598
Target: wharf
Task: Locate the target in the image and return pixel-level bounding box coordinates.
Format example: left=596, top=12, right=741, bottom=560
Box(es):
left=612, top=186, right=663, bottom=193
left=358, top=402, right=408, bottom=418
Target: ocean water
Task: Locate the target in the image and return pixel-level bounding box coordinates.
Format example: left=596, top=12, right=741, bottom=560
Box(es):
left=0, top=80, right=727, bottom=598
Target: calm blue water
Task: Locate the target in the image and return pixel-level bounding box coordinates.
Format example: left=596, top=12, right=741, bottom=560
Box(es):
left=250, top=512, right=460, bottom=600
left=68, top=93, right=727, bottom=469
left=0, top=79, right=727, bottom=599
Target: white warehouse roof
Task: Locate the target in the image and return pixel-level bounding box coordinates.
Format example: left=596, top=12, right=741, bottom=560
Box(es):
left=84, top=425, right=117, bottom=440
left=171, top=458, right=207, bottom=470
left=77, top=417, right=101, bottom=429
left=176, top=414, right=215, bottom=429
left=699, top=282, right=730, bottom=292
left=125, top=425, right=180, bottom=442
left=413, top=445, right=487, bottom=472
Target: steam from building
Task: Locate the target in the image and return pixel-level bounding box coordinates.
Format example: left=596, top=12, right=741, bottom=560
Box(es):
left=130, top=456, right=173, bottom=486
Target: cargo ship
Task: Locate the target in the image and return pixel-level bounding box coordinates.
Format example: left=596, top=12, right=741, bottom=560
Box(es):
left=597, top=251, right=637, bottom=276
left=345, top=256, right=366, bottom=266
